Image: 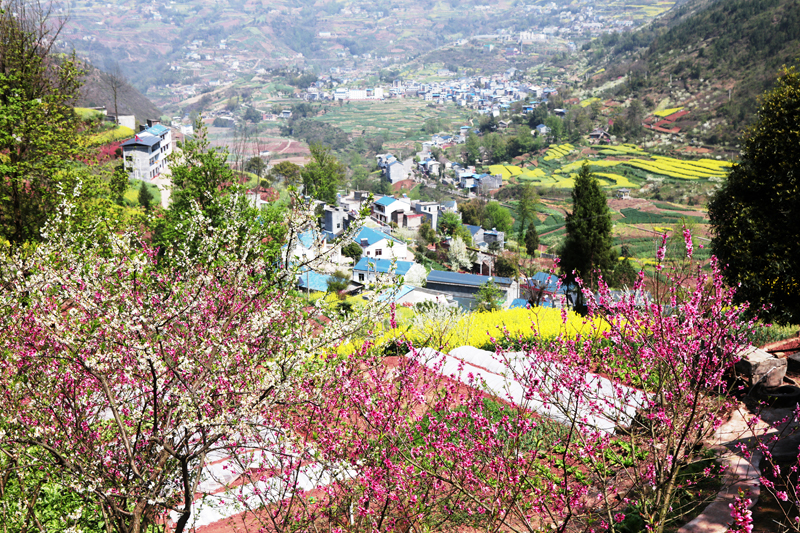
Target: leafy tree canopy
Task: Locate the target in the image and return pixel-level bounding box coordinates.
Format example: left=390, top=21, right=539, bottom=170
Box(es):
left=301, top=143, right=345, bottom=204
left=0, top=2, right=94, bottom=244
left=269, top=160, right=302, bottom=187
left=485, top=201, right=513, bottom=234
left=709, top=67, right=800, bottom=325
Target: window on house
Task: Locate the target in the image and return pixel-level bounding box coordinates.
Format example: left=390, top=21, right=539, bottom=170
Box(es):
left=375, top=249, right=382, bottom=256
left=125, top=156, right=133, bottom=162
left=336, top=223, right=341, bottom=229
left=358, top=273, right=365, bottom=282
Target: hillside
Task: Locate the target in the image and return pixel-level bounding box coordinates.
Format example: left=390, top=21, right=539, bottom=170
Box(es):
left=578, top=0, right=800, bottom=144
left=58, top=0, right=680, bottom=95
left=77, top=64, right=162, bottom=125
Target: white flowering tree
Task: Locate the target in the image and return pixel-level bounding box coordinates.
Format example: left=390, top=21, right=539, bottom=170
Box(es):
left=0, top=192, right=390, bottom=533
left=403, top=263, right=428, bottom=287
left=447, top=236, right=473, bottom=271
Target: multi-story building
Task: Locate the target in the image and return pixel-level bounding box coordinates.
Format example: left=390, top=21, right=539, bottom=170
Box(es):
left=121, top=122, right=173, bottom=182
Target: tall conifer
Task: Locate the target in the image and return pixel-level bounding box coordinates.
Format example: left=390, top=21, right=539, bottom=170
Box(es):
left=560, top=163, right=615, bottom=289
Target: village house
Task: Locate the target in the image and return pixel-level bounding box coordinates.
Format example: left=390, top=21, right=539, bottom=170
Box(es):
left=121, top=122, right=172, bottom=182
left=320, top=205, right=352, bottom=238
left=371, top=195, right=408, bottom=225
left=353, top=226, right=409, bottom=260
left=425, top=271, right=520, bottom=310
left=377, top=154, right=409, bottom=184
left=352, top=257, right=425, bottom=284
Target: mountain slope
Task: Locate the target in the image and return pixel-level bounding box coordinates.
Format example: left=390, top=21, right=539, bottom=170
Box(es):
left=77, top=64, right=162, bottom=125
left=581, top=0, right=800, bottom=144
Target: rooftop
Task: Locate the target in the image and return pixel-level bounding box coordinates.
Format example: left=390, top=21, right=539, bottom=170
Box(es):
left=375, top=196, right=399, bottom=207
left=145, top=124, right=170, bottom=136
left=427, top=270, right=513, bottom=288
left=353, top=257, right=415, bottom=276
left=122, top=134, right=161, bottom=148
left=353, top=226, right=402, bottom=246
left=297, top=271, right=333, bottom=292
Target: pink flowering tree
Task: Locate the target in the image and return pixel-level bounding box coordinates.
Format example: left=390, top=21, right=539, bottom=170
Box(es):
left=490, top=229, right=751, bottom=532
left=201, top=231, right=753, bottom=533
left=0, top=192, right=390, bottom=533
left=1, top=202, right=756, bottom=533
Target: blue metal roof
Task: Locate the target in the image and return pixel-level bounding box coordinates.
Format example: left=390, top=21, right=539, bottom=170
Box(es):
left=297, top=230, right=316, bottom=248
left=354, top=226, right=401, bottom=246
left=509, top=298, right=530, bottom=309
left=353, top=257, right=415, bottom=276
left=375, top=196, right=398, bottom=207
left=145, top=124, right=169, bottom=136
left=297, top=271, right=333, bottom=292
left=464, top=224, right=482, bottom=237
left=426, top=270, right=512, bottom=288
left=122, top=135, right=160, bottom=148
left=376, top=284, right=415, bottom=303
left=528, top=272, right=566, bottom=294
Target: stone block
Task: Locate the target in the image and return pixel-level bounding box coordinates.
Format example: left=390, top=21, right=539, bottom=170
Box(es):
left=734, top=346, right=787, bottom=388
left=787, top=353, right=800, bottom=373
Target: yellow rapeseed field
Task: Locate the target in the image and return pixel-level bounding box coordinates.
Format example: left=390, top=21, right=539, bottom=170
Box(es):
left=334, top=305, right=605, bottom=355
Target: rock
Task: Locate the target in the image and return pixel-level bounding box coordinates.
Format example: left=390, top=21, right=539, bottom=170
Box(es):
left=734, top=346, right=787, bottom=388
left=787, top=352, right=800, bottom=373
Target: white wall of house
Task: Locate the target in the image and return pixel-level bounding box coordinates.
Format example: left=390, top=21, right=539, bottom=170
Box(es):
left=373, top=199, right=407, bottom=224
left=362, top=239, right=408, bottom=260
left=123, top=144, right=161, bottom=182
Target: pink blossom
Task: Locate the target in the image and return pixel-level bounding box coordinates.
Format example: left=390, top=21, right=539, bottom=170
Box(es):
left=683, top=225, right=693, bottom=259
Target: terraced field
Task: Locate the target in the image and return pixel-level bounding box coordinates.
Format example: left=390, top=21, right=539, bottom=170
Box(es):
left=498, top=143, right=732, bottom=197
left=306, top=99, right=472, bottom=142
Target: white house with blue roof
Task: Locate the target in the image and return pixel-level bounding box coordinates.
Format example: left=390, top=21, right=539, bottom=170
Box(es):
left=354, top=226, right=409, bottom=261
left=121, top=122, right=173, bottom=182
left=371, top=195, right=408, bottom=225
left=285, top=230, right=341, bottom=265
left=352, top=257, right=425, bottom=285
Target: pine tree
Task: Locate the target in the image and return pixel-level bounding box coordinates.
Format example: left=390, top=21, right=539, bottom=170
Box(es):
left=525, top=223, right=540, bottom=256
left=560, top=163, right=615, bottom=289
left=138, top=181, right=154, bottom=211
left=516, top=183, right=538, bottom=241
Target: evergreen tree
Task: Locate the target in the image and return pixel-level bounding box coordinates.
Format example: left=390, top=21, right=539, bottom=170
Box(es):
left=464, top=133, right=480, bottom=166
left=709, top=67, right=800, bottom=325
left=560, top=163, right=615, bottom=289
left=516, top=183, right=538, bottom=241
left=475, top=279, right=504, bottom=312
left=138, top=181, right=154, bottom=211
left=611, top=257, right=639, bottom=288
left=168, top=119, right=236, bottom=224
left=525, top=223, right=540, bottom=256
left=110, top=164, right=129, bottom=205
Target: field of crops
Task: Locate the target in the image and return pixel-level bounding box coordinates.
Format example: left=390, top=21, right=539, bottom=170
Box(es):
left=74, top=107, right=104, bottom=120
left=335, top=304, right=604, bottom=355
left=307, top=99, right=471, bottom=142
left=87, top=125, right=135, bottom=147
left=622, top=156, right=731, bottom=180
left=654, top=107, right=684, bottom=118
left=618, top=207, right=704, bottom=225
left=543, top=143, right=574, bottom=161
